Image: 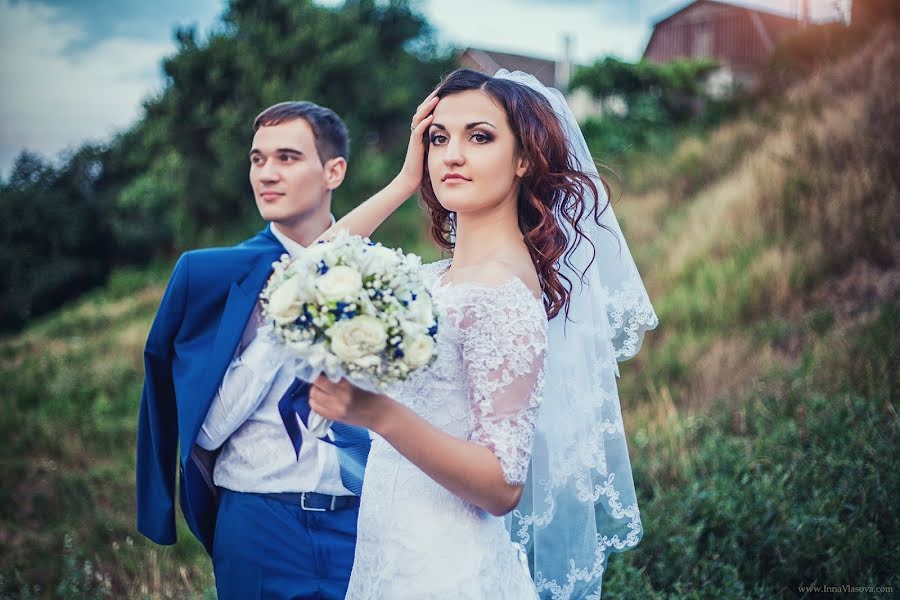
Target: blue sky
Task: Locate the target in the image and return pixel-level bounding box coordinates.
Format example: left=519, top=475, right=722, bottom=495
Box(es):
left=0, top=0, right=848, bottom=178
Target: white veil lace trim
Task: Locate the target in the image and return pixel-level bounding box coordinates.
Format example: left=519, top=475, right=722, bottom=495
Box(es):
left=493, top=69, right=658, bottom=600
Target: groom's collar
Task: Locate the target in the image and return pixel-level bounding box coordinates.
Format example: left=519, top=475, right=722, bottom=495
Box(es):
left=267, top=214, right=336, bottom=259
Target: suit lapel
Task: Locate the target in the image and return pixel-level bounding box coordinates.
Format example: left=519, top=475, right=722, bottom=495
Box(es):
left=182, top=245, right=283, bottom=462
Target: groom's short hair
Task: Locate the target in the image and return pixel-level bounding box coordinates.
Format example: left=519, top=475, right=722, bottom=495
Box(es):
left=253, top=101, right=349, bottom=164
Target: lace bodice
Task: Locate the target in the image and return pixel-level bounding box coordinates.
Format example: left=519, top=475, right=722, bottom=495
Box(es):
left=395, top=259, right=548, bottom=481
left=345, top=259, right=547, bottom=599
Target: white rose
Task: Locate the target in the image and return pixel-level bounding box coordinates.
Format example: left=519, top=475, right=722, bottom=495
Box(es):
left=402, top=335, right=435, bottom=369
left=328, top=316, right=388, bottom=361
left=365, top=245, right=400, bottom=274
left=316, top=265, right=363, bottom=301
left=267, top=276, right=304, bottom=324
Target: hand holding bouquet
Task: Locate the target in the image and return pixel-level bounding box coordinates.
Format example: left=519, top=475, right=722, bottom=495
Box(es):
left=259, top=230, right=439, bottom=448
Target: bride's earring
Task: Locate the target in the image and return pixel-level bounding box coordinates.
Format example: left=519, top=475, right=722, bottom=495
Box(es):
left=449, top=212, right=457, bottom=245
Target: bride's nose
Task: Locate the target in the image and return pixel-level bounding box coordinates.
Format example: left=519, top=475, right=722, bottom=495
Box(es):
left=442, top=138, right=465, bottom=167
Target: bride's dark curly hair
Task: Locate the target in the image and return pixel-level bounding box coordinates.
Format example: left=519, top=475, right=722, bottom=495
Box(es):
left=420, top=68, right=613, bottom=320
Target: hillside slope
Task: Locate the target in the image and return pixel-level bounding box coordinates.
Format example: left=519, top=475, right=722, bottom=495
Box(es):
left=616, top=23, right=898, bottom=409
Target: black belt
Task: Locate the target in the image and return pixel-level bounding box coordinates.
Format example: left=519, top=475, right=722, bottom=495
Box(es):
left=259, top=491, right=360, bottom=512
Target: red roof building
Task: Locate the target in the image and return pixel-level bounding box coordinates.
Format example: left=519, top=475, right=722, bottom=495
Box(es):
left=643, top=0, right=805, bottom=89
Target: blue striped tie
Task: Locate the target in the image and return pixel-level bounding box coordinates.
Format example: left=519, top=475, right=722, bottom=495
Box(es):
left=329, top=421, right=370, bottom=495
left=277, top=378, right=371, bottom=495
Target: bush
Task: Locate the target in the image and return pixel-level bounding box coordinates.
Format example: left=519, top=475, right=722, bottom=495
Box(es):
left=604, top=303, right=899, bottom=597
left=571, top=56, right=735, bottom=164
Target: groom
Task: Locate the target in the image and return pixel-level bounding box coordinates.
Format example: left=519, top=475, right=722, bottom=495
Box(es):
left=136, top=101, right=370, bottom=599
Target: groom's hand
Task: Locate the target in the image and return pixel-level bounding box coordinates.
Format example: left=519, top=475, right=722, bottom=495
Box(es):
left=309, top=375, right=391, bottom=430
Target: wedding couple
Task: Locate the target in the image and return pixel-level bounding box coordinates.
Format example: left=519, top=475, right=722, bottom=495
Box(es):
left=137, top=69, right=657, bottom=599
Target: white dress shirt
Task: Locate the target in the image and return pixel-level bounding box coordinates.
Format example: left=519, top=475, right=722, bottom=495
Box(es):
left=196, top=218, right=353, bottom=496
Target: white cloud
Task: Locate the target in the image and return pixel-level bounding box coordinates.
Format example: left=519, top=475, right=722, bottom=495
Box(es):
left=422, top=0, right=650, bottom=64
left=0, top=0, right=174, bottom=177
left=426, top=0, right=852, bottom=66
left=1, top=0, right=850, bottom=179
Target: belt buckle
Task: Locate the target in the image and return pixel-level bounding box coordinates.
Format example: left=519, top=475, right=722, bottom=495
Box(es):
left=300, top=491, right=334, bottom=512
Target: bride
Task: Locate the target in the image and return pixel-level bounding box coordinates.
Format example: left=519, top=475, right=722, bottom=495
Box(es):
left=308, top=69, right=657, bottom=599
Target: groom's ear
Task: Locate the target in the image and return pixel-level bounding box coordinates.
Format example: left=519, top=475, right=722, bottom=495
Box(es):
left=323, top=156, right=348, bottom=191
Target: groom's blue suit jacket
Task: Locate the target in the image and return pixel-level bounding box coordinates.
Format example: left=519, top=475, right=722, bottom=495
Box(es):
left=136, top=226, right=285, bottom=554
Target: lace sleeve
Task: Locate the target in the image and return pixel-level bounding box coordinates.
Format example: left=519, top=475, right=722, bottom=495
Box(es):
left=458, top=282, right=548, bottom=485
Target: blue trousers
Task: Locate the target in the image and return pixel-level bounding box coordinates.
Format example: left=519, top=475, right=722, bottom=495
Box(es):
left=212, top=489, right=358, bottom=600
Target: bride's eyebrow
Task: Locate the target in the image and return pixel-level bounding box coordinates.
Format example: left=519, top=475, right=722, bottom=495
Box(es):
left=429, top=121, right=497, bottom=131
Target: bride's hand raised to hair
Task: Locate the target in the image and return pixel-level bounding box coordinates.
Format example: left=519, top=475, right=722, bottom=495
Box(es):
left=314, top=91, right=438, bottom=243
left=395, top=92, right=439, bottom=195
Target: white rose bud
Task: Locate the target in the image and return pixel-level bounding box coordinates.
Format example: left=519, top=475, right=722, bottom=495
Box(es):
left=365, top=245, right=400, bottom=274
left=267, top=276, right=304, bottom=325
left=408, top=295, right=434, bottom=325
left=316, top=265, right=363, bottom=301
left=405, top=253, right=422, bottom=269
left=403, top=335, right=435, bottom=369
left=398, top=319, right=424, bottom=338
left=328, top=316, right=388, bottom=361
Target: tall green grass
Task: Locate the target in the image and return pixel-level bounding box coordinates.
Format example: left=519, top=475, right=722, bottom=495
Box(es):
left=0, top=270, right=213, bottom=598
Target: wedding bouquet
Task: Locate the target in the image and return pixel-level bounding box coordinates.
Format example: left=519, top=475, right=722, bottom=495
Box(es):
left=259, top=229, right=439, bottom=439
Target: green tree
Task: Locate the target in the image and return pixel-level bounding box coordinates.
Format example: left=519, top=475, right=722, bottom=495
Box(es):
left=119, top=0, right=451, bottom=249
left=0, top=0, right=452, bottom=331
left=0, top=149, right=114, bottom=331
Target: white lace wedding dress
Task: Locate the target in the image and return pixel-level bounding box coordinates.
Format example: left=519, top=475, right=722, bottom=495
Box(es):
left=345, top=259, right=547, bottom=599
